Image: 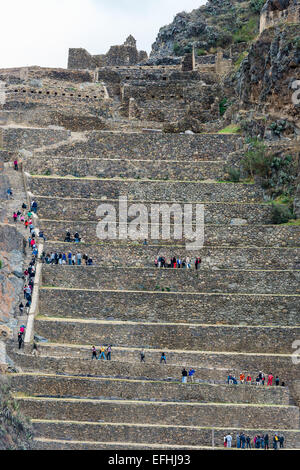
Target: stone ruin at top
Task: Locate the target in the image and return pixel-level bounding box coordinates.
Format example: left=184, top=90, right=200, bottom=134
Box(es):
left=68, top=35, right=148, bottom=69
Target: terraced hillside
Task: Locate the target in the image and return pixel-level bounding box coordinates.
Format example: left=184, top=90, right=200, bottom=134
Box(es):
left=6, top=128, right=300, bottom=450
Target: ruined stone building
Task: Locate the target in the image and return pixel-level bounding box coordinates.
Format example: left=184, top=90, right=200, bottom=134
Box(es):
left=260, top=0, right=300, bottom=33
left=68, top=35, right=148, bottom=69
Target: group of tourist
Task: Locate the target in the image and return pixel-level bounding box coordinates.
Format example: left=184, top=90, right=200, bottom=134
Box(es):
left=64, top=231, right=82, bottom=243
left=227, top=372, right=285, bottom=387
left=154, top=256, right=202, bottom=269
left=224, top=433, right=285, bottom=449
left=92, top=345, right=112, bottom=361
left=12, top=201, right=40, bottom=231
left=42, top=251, right=93, bottom=266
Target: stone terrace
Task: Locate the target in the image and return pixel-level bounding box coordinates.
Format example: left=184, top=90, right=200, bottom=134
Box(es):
left=5, top=124, right=300, bottom=450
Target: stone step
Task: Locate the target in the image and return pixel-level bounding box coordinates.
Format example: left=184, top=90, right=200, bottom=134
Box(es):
left=28, top=176, right=263, bottom=203
left=35, top=196, right=274, bottom=224
left=32, top=420, right=300, bottom=449
left=39, top=287, right=300, bottom=326
left=15, top=396, right=300, bottom=429
left=41, top=266, right=300, bottom=295
left=38, top=220, right=300, bottom=247
left=34, top=132, right=239, bottom=162
left=42, top=242, right=300, bottom=270
left=10, top=373, right=289, bottom=405
left=9, top=347, right=298, bottom=384
left=33, top=317, right=300, bottom=354
left=26, top=156, right=226, bottom=181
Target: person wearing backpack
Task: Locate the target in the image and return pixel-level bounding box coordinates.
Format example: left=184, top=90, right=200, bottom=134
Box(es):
left=273, top=434, right=279, bottom=450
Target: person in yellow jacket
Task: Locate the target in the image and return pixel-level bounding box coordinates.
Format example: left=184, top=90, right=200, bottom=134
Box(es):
left=98, top=346, right=106, bottom=360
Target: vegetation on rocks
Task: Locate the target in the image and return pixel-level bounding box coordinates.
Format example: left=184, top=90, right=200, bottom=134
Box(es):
left=0, top=378, right=33, bottom=450
left=151, top=0, right=262, bottom=59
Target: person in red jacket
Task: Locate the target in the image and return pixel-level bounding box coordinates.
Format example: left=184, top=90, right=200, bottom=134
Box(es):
left=267, top=373, right=274, bottom=386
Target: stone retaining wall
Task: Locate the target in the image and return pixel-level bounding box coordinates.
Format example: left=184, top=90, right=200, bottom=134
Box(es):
left=28, top=177, right=263, bottom=202
left=1, top=128, right=70, bottom=151
left=16, top=397, right=300, bottom=429
left=41, top=266, right=300, bottom=295
left=35, top=132, right=239, bottom=161
left=39, top=288, right=300, bottom=326
left=38, top=222, right=300, bottom=247
left=10, top=375, right=289, bottom=405
left=34, top=318, right=300, bottom=354
left=9, top=350, right=300, bottom=384
left=42, top=243, right=300, bottom=270
left=26, top=157, right=225, bottom=181
left=35, top=197, right=274, bottom=224
left=31, top=421, right=300, bottom=448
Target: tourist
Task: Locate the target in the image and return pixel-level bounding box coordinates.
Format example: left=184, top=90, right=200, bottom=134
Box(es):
left=106, top=345, right=112, bottom=361
left=19, top=303, right=24, bottom=315
left=31, top=201, right=38, bottom=214
left=77, top=253, right=82, bottom=266
left=246, top=374, right=252, bottom=385
left=98, top=346, right=106, bottom=360
left=7, top=188, right=13, bottom=199
left=188, top=368, right=195, bottom=383
left=240, top=372, right=245, bottom=384
left=13, top=212, right=17, bottom=223
left=140, top=349, right=145, bottom=362
left=32, top=342, right=38, bottom=356
left=279, top=435, right=284, bottom=449
left=195, top=257, right=202, bottom=270
left=267, top=373, right=274, bottom=386
left=74, top=232, right=81, bottom=243
left=14, top=159, right=18, bottom=171
left=92, top=346, right=97, bottom=360
left=246, top=435, right=251, bottom=449
left=65, top=231, right=72, bottom=242
left=273, top=434, right=279, bottom=450
left=264, top=434, right=269, bottom=450
left=225, top=434, right=232, bottom=448
left=181, top=368, right=188, bottom=384
left=240, top=433, right=246, bottom=449
left=160, top=352, right=167, bottom=364
left=236, top=433, right=241, bottom=449
left=18, top=332, right=23, bottom=350
left=275, top=376, right=280, bottom=386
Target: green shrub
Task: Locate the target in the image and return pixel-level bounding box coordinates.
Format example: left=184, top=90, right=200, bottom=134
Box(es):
left=224, top=166, right=241, bottom=182
left=269, top=120, right=287, bottom=136
left=173, top=43, right=182, bottom=56
left=250, top=0, right=265, bottom=14
left=197, top=49, right=207, bottom=56
left=233, top=17, right=258, bottom=43
left=271, top=203, right=294, bottom=225
left=219, top=98, right=228, bottom=116
left=242, top=140, right=271, bottom=178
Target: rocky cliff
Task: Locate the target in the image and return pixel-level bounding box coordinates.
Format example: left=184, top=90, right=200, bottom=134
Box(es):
left=150, top=0, right=264, bottom=59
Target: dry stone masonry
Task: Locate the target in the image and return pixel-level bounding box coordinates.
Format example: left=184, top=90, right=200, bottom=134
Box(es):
left=0, top=3, right=299, bottom=449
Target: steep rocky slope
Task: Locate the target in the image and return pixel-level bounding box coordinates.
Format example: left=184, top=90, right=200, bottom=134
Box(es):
left=150, top=0, right=265, bottom=59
